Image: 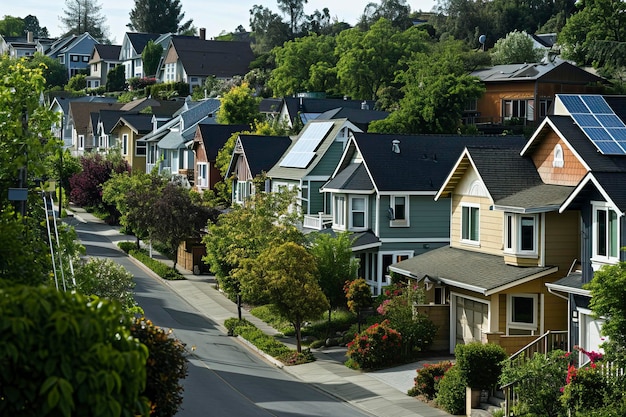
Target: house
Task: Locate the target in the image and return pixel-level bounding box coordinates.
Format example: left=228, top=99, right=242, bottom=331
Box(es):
left=119, top=32, right=160, bottom=79
left=192, top=123, right=248, bottom=191
left=266, top=119, right=361, bottom=230
left=261, top=96, right=379, bottom=129
left=467, top=60, right=605, bottom=132
left=157, top=34, right=254, bottom=93
left=44, top=32, right=100, bottom=79
left=110, top=113, right=154, bottom=172
left=389, top=136, right=579, bottom=354
left=320, top=133, right=528, bottom=298
left=142, top=98, right=221, bottom=181
left=228, top=135, right=292, bottom=205
left=93, top=109, right=127, bottom=151
left=66, top=100, right=123, bottom=155
left=86, top=44, right=121, bottom=89
left=523, top=94, right=626, bottom=364
left=0, top=32, right=49, bottom=58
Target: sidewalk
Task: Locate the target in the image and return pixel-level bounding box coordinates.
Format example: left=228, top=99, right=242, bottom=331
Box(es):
left=68, top=204, right=455, bottom=417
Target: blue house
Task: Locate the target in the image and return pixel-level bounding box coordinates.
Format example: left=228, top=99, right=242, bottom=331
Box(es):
left=44, top=32, right=100, bottom=79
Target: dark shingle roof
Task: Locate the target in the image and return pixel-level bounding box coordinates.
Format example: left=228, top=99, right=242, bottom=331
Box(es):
left=390, top=246, right=556, bottom=295
left=316, top=107, right=389, bottom=131
left=196, top=123, right=248, bottom=160
left=592, top=172, right=626, bottom=211
left=351, top=133, right=527, bottom=192
left=93, top=44, right=121, bottom=61
left=323, top=163, right=374, bottom=191
left=170, top=38, right=254, bottom=78
left=98, top=110, right=128, bottom=134
left=127, top=33, right=160, bottom=54
left=238, top=135, right=292, bottom=176
left=118, top=114, right=154, bottom=134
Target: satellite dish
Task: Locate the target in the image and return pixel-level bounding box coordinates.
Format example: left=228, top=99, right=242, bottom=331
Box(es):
left=479, top=34, right=486, bottom=44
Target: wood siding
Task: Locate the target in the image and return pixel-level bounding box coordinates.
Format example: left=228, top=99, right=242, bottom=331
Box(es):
left=531, top=130, right=588, bottom=185
left=476, top=82, right=536, bottom=123
left=450, top=194, right=503, bottom=255
left=377, top=195, right=451, bottom=240
left=544, top=210, right=580, bottom=271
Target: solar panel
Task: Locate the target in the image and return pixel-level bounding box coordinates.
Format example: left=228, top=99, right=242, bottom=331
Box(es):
left=572, top=113, right=601, bottom=127
left=560, top=95, right=589, bottom=113
left=597, top=114, right=626, bottom=128
left=593, top=140, right=625, bottom=154
left=581, top=95, right=613, bottom=114
left=280, top=121, right=335, bottom=168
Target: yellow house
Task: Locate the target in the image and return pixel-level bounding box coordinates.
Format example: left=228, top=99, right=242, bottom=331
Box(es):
left=110, top=114, right=154, bottom=173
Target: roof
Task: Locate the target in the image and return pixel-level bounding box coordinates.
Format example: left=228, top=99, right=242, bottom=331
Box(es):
left=92, top=44, right=121, bottom=61
left=317, top=228, right=381, bottom=251
left=560, top=171, right=626, bottom=215
left=389, top=246, right=557, bottom=296
left=281, top=97, right=378, bottom=124
left=116, top=113, right=154, bottom=134
left=337, top=133, right=527, bottom=193
left=169, top=38, right=254, bottom=78
left=322, top=163, right=374, bottom=192
left=545, top=272, right=589, bottom=296
left=195, top=123, right=248, bottom=160
left=471, top=60, right=604, bottom=84
left=126, top=32, right=160, bottom=55
left=237, top=135, right=292, bottom=176
left=69, top=101, right=123, bottom=135
left=97, top=110, right=128, bottom=134
left=50, top=95, right=118, bottom=114
left=316, top=107, right=389, bottom=131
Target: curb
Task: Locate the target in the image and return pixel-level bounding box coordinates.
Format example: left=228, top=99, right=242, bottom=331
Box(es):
left=236, top=335, right=285, bottom=369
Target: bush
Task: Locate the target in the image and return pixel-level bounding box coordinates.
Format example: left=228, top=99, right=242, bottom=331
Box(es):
left=150, top=82, right=189, bottom=100
left=435, top=365, right=466, bottom=415
left=224, top=317, right=253, bottom=335
left=408, top=360, right=454, bottom=399
left=129, top=248, right=184, bottom=280
left=346, top=319, right=402, bottom=369
left=455, top=342, right=507, bottom=390
left=130, top=318, right=187, bottom=417
left=118, top=241, right=136, bottom=253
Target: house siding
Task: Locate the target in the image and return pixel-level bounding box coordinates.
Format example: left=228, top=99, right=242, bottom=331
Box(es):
left=450, top=194, right=503, bottom=256
left=309, top=141, right=344, bottom=176
left=544, top=210, right=580, bottom=271
left=377, top=195, right=451, bottom=240
left=477, top=81, right=536, bottom=123
left=531, top=131, right=587, bottom=186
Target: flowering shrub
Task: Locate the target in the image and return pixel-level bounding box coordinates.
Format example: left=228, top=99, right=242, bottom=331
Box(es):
left=561, top=346, right=610, bottom=415
left=408, top=360, right=454, bottom=399
left=346, top=319, right=402, bottom=369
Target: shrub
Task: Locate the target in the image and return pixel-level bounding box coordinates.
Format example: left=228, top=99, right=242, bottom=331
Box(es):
left=118, top=241, right=136, bottom=253
left=224, top=317, right=253, bottom=335
left=408, top=360, right=454, bottom=399
left=130, top=318, right=187, bottom=417
left=435, top=365, right=466, bottom=415
left=455, top=342, right=507, bottom=390
left=129, top=248, right=184, bottom=280
left=346, top=319, right=402, bottom=369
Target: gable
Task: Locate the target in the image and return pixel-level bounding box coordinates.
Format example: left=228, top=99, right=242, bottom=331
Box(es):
left=456, top=167, right=489, bottom=198
left=530, top=129, right=588, bottom=186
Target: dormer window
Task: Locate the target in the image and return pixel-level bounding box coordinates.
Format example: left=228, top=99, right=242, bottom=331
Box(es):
left=504, top=214, right=538, bottom=257
left=553, top=144, right=564, bottom=168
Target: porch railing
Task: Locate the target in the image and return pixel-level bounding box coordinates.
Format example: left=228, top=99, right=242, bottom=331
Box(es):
left=502, top=330, right=567, bottom=416
left=302, top=212, right=332, bottom=230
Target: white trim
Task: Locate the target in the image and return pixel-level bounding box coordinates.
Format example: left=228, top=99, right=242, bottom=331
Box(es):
left=506, top=293, right=539, bottom=335
left=352, top=242, right=382, bottom=251
left=553, top=144, right=564, bottom=168
left=560, top=173, right=624, bottom=216
left=460, top=202, right=480, bottom=244
left=379, top=191, right=437, bottom=196
left=503, top=213, right=538, bottom=257
left=302, top=175, right=330, bottom=181
left=380, top=237, right=449, bottom=243
left=545, top=282, right=591, bottom=297
left=591, top=201, right=620, bottom=264
left=485, top=267, right=558, bottom=295
left=389, top=195, right=410, bottom=227
left=349, top=195, right=368, bottom=231
left=322, top=187, right=374, bottom=195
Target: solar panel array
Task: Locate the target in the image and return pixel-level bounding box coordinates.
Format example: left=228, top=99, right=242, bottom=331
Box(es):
left=280, top=121, right=335, bottom=168
left=560, top=95, right=626, bottom=155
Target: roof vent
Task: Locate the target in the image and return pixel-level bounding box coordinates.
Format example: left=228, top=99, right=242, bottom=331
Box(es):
left=392, top=139, right=400, bottom=154
left=361, top=101, right=369, bottom=110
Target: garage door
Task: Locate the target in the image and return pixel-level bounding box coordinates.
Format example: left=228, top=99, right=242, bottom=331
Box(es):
left=456, top=296, right=489, bottom=345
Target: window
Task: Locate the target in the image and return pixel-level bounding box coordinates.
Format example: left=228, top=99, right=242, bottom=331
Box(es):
left=461, top=204, right=479, bottom=243
left=70, top=55, right=79, bottom=62
left=389, top=195, right=409, bottom=227
left=503, top=99, right=535, bottom=121
left=122, top=134, right=128, bottom=156
left=197, top=163, right=208, bottom=188
left=333, top=195, right=345, bottom=229
left=78, top=135, right=84, bottom=150
left=553, top=144, right=564, bottom=168
left=507, top=294, right=538, bottom=335
left=593, top=202, right=619, bottom=262
left=236, top=181, right=251, bottom=203
left=135, top=140, right=146, bottom=156
left=59, top=55, right=65, bottom=64
left=93, top=63, right=99, bottom=72
left=350, top=196, right=367, bottom=230
left=504, top=214, right=538, bottom=256
left=539, top=99, right=552, bottom=119
left=82, top=55, right=89, bottom=62
left=382, top=252, right=412, bottom=283
left=98, top=135, right=106, bottom=149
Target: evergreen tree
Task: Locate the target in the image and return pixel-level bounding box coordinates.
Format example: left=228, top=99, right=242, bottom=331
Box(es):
left=141, top=40, right=163, bottom=77
left=23, top=15, right=49, bottom=38
left=128, top=0, right=194, bottom=34
left=60, top=0, right=109, bottom=42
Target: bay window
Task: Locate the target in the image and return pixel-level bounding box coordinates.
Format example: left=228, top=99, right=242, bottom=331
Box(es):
left=504, top=214, right=538, bottom=256
left=350, top=196, right=367, bottom=230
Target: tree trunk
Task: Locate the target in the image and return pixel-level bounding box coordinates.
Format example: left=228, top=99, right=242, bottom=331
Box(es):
left=135, top=235, right=140, bottom=250
left=172, top=244, right=178, bottom=269
left=294, top=322, right=302, bottom=353
left=327, top=308, right=332, bottom=337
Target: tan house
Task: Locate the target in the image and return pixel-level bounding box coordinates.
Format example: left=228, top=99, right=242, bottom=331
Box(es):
left=86, top=44, right=121, bottom=90
left=390, top=144, right=578, bottom=354
left=110, top=114, right=154, bottom=173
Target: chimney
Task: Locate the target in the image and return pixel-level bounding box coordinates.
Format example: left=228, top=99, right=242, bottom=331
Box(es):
left=27, top=31, right=33, bottom=43
left=392, top=139, right=400, bottom=154
left=199, top=28, right=206, bottom=40
left=361, top=101, right=369, bottom=110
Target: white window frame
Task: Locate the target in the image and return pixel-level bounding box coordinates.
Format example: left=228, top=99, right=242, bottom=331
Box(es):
left=507, top=293, right=538, bottom=335
left=592, top=201, right=620, bottom=264
left=122, top=134, right=129, bottom=156
left=98, top=135, right=106, bottom=149
left=461, top=203, right=480, bottom=245
left=389, top=195, right=409, bottom=227
left=349, top=195, right=368, bottom=231
left=197, top=162, right=208, bottom=188
left=78, top=135, right=84, bottom=150
left=504, top=213, right=538, bottom=257
left=553, top=144, right=564, bottom=168
left=333, top=194, right=346, bottom=229
left=503, top=99, right=535, bottom=121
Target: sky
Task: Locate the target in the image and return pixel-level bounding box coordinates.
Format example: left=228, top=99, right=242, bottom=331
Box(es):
left=6, top=0, right=438, bottom=44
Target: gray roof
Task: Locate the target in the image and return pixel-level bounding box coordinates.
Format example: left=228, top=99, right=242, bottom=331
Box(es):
left=169, top=38, right=254, bottom=78
left=126, top=32, right=160, bottom=55
left=316, top=229, right=381, bottom=251
left=237, top=135, right=292, bottom=176
left=322, top=163, right=374, bottom=192
left=494, top=184, right=575, bottom=211
left=158, top=130, right=186, bottom=149
left=390, top=246, right=556, bottom=295
left=117, top=114, right=153, bottom=134
left=471, top=61, right=604, bottom=84
left=196, top=123, right=249, bottom=160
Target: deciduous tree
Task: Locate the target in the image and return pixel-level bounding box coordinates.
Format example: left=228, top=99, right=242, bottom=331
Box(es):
left=277, top=0, right=308, bottom=36
left=249, top=5, right=291, bottom=54
left=490, top=30, right=544, bottom=65
left=344, top=278, right=373, bottom=332
left=216, top=82, right=261, bottom=125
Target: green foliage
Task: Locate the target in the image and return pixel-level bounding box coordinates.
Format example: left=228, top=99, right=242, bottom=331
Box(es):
left=118, top=241, right=136, bottom=253
left=346, top=319, right=403, bottom=369
left=60, top=0, right=109, bottom=42
left=344, top=278, right=373, bottom=315
left=73, top=257, right=141, bottom=314
left=455, top=342, right=507, bottom=390
left=435, top=365, right=466, bottom=415
left=408, top=360, right=454, bottom=399
left=0, top=15, right=25, bottom=36
left=250, top=304, right=292, bottom=333
left=149, top=82, right=189, bottom=100
left=224, top=317, right=253, bottom=335
left=66, top=74, right=87, bottom=91
left=491, top=30, right=545, bottom=65
left=29, top=53, right=69, bottom=89
left=129, top=318, right=187, bottom=417
left=0, top=285, right=150, bottom=417
left=106, top=65, right=126, bottom=92
left=127, top=247, right=184, bottom=280
left=228, top=320, right=302, bottom=363
left=129, top=0, right=194, bottom=34
left=499, top=350, right=570, bottom=417
left=561, top=362, right=610, bottom=416
left=216, top=82, right=261, bottom=125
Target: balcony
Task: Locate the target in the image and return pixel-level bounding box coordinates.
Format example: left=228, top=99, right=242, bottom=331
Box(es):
left=303, top=212, right=332, bottom=230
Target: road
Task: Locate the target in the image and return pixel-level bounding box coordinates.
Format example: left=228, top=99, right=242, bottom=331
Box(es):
left=71, top=216, right=373, bottom=417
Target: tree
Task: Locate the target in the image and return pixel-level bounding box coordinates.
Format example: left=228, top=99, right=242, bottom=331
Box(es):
left=277, top=0, right=308, bottom=36
left=241, top=242, right=329, bottom=352
left=66, top=73, right=87, bottom=91
left=29, top=53, right=69, bottom=89
left=216, top=82, right=261, bottom=125
left=249, top=5, right=291, bottom=54
left=60, top=0, right=109, bottom=42
left=490, top=30, right=544, bottom=65
left=344, top=278, right=373, bottom=332
left=309, top=232, right=358, bottom=335
left=128, top=0, right=193, bottom=34
left=358, top=0, right=413, bottom=30
left=106, top=64, right=126, bottom=92
left=369, top=39, right=486, bottom=134
left=0, top=15, right=24, bottom=36
left=23, top=15, right=49, bottom=38
left=142, top=40, right=163, bottom=77
left=0, top=285, right=150, bottom=417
